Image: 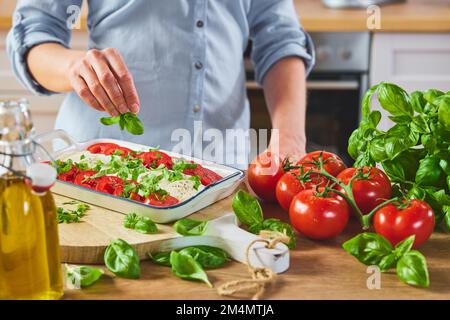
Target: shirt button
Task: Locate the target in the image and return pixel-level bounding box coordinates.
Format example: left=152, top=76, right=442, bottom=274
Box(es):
left=193, top=105, right=201, bottom=113
left=196, top=20, right=204, bottom=28
left=194, top=61, right=203, bottom=70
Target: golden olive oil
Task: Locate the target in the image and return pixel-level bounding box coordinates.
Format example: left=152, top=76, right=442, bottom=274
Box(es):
left=0, top=174, right=63, bottom=300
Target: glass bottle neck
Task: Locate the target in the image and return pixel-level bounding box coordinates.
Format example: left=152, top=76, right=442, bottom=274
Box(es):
left=0, top=140, right=35, bottom=177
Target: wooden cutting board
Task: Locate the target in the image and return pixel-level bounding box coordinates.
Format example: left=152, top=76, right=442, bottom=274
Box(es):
left=54, top=193, right=233, bottom=264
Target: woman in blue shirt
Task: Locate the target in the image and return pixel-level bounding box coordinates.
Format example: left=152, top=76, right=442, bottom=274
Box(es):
left=7, top=0, right=314, bottom=168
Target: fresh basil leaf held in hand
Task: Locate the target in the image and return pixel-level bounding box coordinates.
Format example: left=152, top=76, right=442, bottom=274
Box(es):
left=396, top=250, right=430, bottom=288
left=342, top=233, right=393, bottom=266
left=104, top=239, right=141, bottom=279
left=174, top=219, right=208, bottom=236
left=232, top=190, right=264, bottom=228
left=100, top=112, right=144, bottom=136
left=170, top=251, right=212, bottom=287
left=178, top=246, right=230, bottom=269
left=65, top=264, right=104, bottom=288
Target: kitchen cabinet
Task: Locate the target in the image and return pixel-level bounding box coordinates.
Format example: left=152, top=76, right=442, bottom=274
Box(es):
left=370, top=33, right=450, bottom=131
left=0, top=30, right=88, bottom=134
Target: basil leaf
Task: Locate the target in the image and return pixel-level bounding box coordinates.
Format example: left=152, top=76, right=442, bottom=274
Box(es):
left=104, top=239, right=141, bottom=279
left=361, top=84, right=380, bottom=119
left=100, top=112, right=145, bottom=135
left=124, top=213, right=140, bottom=229
left=174, top=219, right=208, bottom=236
left=342, top=233, right=393, bottom=266
left=384, top=124, right=419, bottom=159
left=100, top=115, right=121, bottom=126
left=369, top=136, right=389, bottom=162
left=124, top=113, right=145, bottom=135
left=149, top=251, right=172, bottom=267
left=442, top=205, right=450, bottom=232
left=437, top=96, right=450, bottom=130
left=65, top=265, right=104, bottom=288
left=170, top=251, right=212, bottom=287
left=423, top=89, right=444, bottom=105
left=410, top=91, right=426, bottom=113
left=396, top=250, right=429, bottom=288
left=379, top=235, right=415, bottom=271
left=261, top=218, right=296, bottom=249
left=415, top=155, right=446, bottom=188
left=411, top=115, right=430, bottom=134
left=178, top=246, right=230, bottom=269
left=124, top=213, right=158, bottom=234
left=377, top=82, right=413, bottom=117
left=232, top=190, right=264, bottom=228
left=382, top=149, right=424, bottom=184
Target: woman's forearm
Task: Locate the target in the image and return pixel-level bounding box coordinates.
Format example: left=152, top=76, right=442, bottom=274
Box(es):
left=263, top=56, right=307, bottom=159
left=28, top=43, right=86, bottom=93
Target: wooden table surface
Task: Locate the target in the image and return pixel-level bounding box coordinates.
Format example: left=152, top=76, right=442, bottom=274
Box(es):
left=63, top=185, right=450, bottom=300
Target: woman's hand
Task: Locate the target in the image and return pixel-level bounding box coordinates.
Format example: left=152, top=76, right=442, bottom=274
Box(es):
left=66, top=48, right=140, bottom=116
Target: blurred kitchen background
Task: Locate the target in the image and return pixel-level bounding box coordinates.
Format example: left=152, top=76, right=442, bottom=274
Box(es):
left=1, top=0, right=450, bottom=164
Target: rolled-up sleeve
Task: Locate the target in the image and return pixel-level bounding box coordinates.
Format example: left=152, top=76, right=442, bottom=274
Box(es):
left=6, top=0, right=82, bottom=95
left=248, top=0, right=315, bottom=85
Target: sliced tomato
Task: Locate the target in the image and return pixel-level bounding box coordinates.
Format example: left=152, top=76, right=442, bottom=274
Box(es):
left=74, top=170, right=99, bottom=189
left=95, top=176, right=124, bottom=196
left=135, top=151, right=173, bottom=169
left=104, top=146, right=132, bottom=156
left=183, top=164, right=222, bottom=186
left=57, top=165, right=78, bottom=183
left=87, top=143, right=121, bottom=155
left=129, top=192, right=145, bottom=202
left=143, top=193, right=179, bottom=207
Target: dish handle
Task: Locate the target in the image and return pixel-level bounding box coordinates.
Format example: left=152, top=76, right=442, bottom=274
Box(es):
left=34, top=130, right=80, bottom=160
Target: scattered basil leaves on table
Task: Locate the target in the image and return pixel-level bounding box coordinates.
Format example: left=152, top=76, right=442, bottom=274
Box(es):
left=231, top=190, right=296, bottom=249
left=173, top=218, right=209, bottom=236
left=169, top=251, right=212, bottom=287
left=149, top=251, right=172, bottom=267
left=57, top=202, right=90, bottom=224
left=348, top=82, right=450, bottom=230
left=343, top=233, right=429, bottom=288
left=65, top=264, right=104, bottom=288
left=100, top=112, right=144, bottom=136
left=124, top=213, right=158, bottom=234
left=104, top=239, right=141, bottom=279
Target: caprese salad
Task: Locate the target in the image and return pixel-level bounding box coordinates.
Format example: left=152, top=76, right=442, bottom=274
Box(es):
left=53, top=142, right=223, bottom=207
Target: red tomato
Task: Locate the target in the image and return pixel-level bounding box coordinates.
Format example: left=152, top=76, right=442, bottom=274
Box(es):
left=183, top=164, right=222, bottom=186
left=275, top=168, right=329, bottom=211
left=336, top=167, right=392, bottom=214
left=289, top=188, right=350, bottom=240
left=74, top=170, right=99, bottom=189
left=248, top=151, right=284, bottom=202
left=104, top=146, right=132, bottom=156
left=135, top=151, right=173, bottom=169
left=87, top=143, right=120, bottom=155
left=57, top=165, right=78, bottom=182
left=95, top=176, right=124, bottom=196
left=374, top=200, right=434, bottom=248
left=130, top=192, right=145, bottom=202
left=297, top=151, right=346, bottom=177
left=144, top=194, right=179, bottom=207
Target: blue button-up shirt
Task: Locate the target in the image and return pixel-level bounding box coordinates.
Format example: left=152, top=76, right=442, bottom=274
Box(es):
left=7, top=0, right=314, bottom=167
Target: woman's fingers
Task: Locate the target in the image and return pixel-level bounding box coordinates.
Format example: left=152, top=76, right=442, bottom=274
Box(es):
left=70, top=76, right=103, bottom=112
left=68, top=48, right=139, bottom=115
left=79, top=60, right=119, bottom=116
left=103, top=48, right=140, bottom=113
left=86, top=49, right=128, bottom=114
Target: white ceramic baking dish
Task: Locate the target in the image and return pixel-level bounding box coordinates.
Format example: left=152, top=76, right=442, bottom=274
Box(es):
left=34, top=130, right=245, bottom=223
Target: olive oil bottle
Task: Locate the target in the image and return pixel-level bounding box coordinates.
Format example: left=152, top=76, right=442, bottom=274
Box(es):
left=0, top=100, right=63, bottom=300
